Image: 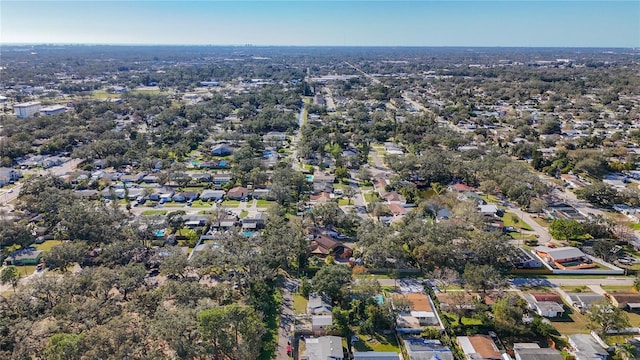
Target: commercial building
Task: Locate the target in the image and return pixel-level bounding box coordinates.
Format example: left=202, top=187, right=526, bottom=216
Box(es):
left=40, top=104, right=66, bottom=116
left=14, top=101, right=41, bottom=118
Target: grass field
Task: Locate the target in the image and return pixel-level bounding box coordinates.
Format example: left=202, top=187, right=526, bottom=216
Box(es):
left=142, top=209, right=167, bottom=216
left=351, top=333, right=400, bottom=353
left=550, top=309, right=591, bottom=335
left=34, top=240, right=63, bottom=252
left=256, top=199, right=276, bottom=208
left=189, top=200, right=213, bottom=208
left=481, top=194, right=501, bottom=203
left=221, top=200, right=240, bottom=208
left=532, top=217, right=551, bottom=227
left=502, top=212, right=534, bottom=231
left=338, top=198, right=350, bottom=206
left=601, top=285, right=635, bottom=293
left=293, top=294, right=308, bottom=315
left=240, top=210, right=249, bottom=219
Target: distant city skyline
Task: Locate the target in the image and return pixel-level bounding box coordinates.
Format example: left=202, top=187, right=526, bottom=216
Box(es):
left=1, top=1, right=638, bottom=48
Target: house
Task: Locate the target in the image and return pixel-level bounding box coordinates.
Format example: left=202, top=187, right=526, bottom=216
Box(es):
left=307, top=293, right=333, bottom=315
left=252, top=188, right=274, bottom=200
left=241, top=213, right=266, bottom=230
left=436, top=292, right=478, bottom=311
left=308, top=235, right=353, bottom=260
left=513, top=343, right=562, bottom=360
left=301, top=336, right=344, bottom=360
left=4, top=248, right=42, bottom=266
left=210, top=215, right=238, bottom=229
left=0, top=167, right=22, bottom=186
left=313, top=173, right=336, bottom=194
left=353, top=352, right=400, bottom=360
left=263, top=131, right=288, bottom=142
left=457, top=335, right=502, bottom=360
left=173, top=191, right=199, bottom=202
left=312, top=314, right=333, bottom=335
left=211, top=144, right=233, bottom=156
left=568, top=334, right=608, bottom=360
left=567, top=293, right=605, bottom=313
left=451, top=183, right=476, bottom=192
left=607, top=292, right=640, bottom=311
left=394, top=293, right=440, bottom=332
left=523, top=293, right=565, bottom=318
left=310, top=192, right=332, bottom=205
left=478, top=204, right=499, bottom=216
left=227, top=186, right=249, bottom=200
left=200, top=189, right=226, bottom=201
left=403, top=339, right=453, bottom=360
left=534, top=246, right=592, bottom=269
left=191, top=173, right=212, bottom=183
left=212, top=173, right=233, bottom=188
left=388, top=203, right=408, bottom=217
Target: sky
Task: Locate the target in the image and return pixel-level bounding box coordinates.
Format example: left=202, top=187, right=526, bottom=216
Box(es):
left=1, top=1, right=639, bottom=47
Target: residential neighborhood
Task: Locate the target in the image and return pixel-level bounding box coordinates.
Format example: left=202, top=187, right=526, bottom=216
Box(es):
left=1, top=44, right=640, bottom=360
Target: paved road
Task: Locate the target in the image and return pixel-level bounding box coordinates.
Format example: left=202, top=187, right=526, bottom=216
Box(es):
left=0, top=158, right=83, bottom=206
left=373, top=276, right=634, bottom=291
left=504, top=204, right=551, bottom=243
left=511, top=277, right=634, bottom=287
left=276, top=278, right=297, bottom=360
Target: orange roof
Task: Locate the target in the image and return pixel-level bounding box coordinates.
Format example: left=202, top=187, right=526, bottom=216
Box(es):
left=531, top=293, right=563, bottom=304
left=469, top=335, right=501, bottom=359
left=396, top=293, right=432, bottom=312
left=388, top=203, right=407, bottom=215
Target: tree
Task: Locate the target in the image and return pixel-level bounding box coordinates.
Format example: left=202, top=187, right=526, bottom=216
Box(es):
left=462, top=264, right=506, bottom=293
left=539, top=118, right=561, bottom=135
left=312, top=265, right=353, bottom=304
left=198, top=304, right=266, bottom=360
left=429, top=267, right=459, bottom=293
left=43, top=333, right=84, bottom=360
left=343, top=186, right=357, bottom=205
left=160, top=247, right=188, bottom=279
left=116, top=262, right=147, bottom=300
left=576, top=182, right=619, bottom=208
left=45, top=241, right=88, bottom=272
left=0, top=266, right=19, bottom=292
left=549, top=219, right=586, bottom=240
left=492, top=295, right=525, bottom=333
left=587, top=301, right=630, bottom=336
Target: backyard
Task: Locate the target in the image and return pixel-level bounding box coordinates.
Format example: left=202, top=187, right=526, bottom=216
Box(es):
left=351, top=333, right=400, bottom=353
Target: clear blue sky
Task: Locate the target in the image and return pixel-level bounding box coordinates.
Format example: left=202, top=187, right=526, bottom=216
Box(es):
left=1, top=1, right=638, bottom=47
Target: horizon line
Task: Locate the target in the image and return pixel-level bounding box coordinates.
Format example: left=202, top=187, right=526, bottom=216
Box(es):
left=1, top=42, right=638, bottom=50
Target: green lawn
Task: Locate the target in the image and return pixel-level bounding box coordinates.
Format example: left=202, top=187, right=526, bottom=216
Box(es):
left=532, top=217, right=551, bottom=228
left=352, top=333, right=400, bottom=353
left=293, top=294, right=308, bottom=315
left=34, top=240, right=63, bottom=252
left=550, top=309, right=591, bottom=335
left=142, top=210, right=167, bottom=216
left=14, top=265, right=38, bottom=278
left=443, top=313, right=483, bottom=327
left=363, top=193, right=381, bottom=202
left=221, top=200, right=240, bottom=208
left=502, top=212, right=533, bottom=231
left=240, top=210, right=249, bottom=219
left=337, top=198, right=350, bottom=206
left=481, top=194, right=500, bottom=203
left=256, top=200, right=276, bottom=208
left=629, top=223, right=640, bottom=230
left=190, top=200, right=213, bottom=208
left=601, top=285, right=634, bottom=293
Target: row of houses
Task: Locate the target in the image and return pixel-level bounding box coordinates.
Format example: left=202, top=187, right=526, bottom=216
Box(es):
left=96, top=185, right=255, bottom=203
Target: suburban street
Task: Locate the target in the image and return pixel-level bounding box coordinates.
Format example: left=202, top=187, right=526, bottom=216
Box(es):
left=276, top=278, right=297, bottom=360
left=0, top=158, right=84, bottom=207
